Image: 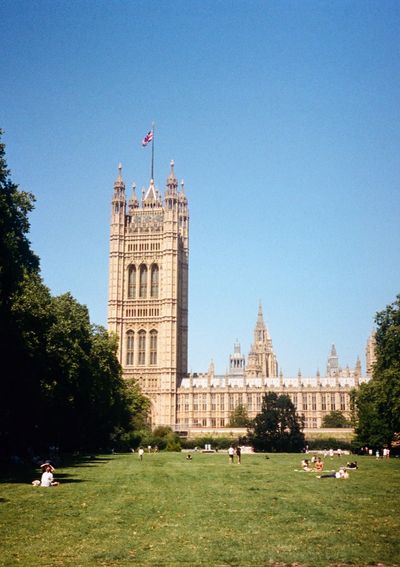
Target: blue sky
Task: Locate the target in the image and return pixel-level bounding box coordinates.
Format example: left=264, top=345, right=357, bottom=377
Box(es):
left=1, top=0, right=399, bottom=376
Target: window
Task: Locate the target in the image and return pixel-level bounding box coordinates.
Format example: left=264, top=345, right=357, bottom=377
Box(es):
left=128, top=265, right=136, bottom=298
left=340, top=393, right=346, bottom=411
left=151, top=264, right=159, bottom=298
left=330, top=394, right=336, bottom=411
left=139, top=265, right=147, bottom=298
left=138, top=331, right=146, bottom=365
left=312, top=394, right=317, bottom=411
left=321, top=394, right=327, bottom=411
left=126, top=331, right=134, bottom=365
left=193, top=394, right=199, bottom=411
left=149, top=330, right=157, bottom=365
left=302, top=395, right=308, bottom=411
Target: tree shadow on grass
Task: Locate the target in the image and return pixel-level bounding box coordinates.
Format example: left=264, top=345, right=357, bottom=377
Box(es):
left=0, top=454, right=112, bottom=485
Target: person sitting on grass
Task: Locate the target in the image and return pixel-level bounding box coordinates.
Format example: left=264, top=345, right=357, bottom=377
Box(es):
left=345, top=461, right=358, bottom=469
left=186, top=453, right=192, bottom=460
left=32, top=464, right=59, bottom=487
left=315, top=457, right=324, bottom=472
left=317, top=467, right=349, bottom=479
left=301, top=459, right=312, bottom=472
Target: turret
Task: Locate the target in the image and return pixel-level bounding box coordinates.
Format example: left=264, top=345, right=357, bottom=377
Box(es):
left=128, top=182, right=139, bottom=214
left=247, top=302, right=278, bottom=377
left=229, top=340, right=245, bottom=375
left=327, top=344, right=339, bottom=376
left=111, top=163, right=126, bottom=225
left=164, top=160, right=178, bottom=209
left=354, top=355, right=361, bottom=386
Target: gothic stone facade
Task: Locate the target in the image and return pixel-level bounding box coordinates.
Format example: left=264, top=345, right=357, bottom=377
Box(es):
left=108, top=163, right=374, bottom=430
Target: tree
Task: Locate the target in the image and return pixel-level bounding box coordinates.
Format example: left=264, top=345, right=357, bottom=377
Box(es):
left=0, top=131, right=44, bottom=453
left=353, top=294, right=400, bottom=448
left=248, top=392, right=305, bottom=452
left=0, top=133, right=150, bottom=454
left=227, top=403, right=250, bottom=427
left=321, top=410, right=351, bottom=428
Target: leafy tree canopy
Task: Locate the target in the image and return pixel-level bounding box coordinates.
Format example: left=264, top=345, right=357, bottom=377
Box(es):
left=248, top=392, right=305, bottom=452
left=227, top=403, right=251, bottom=428
left=321, top=410, right=351, bottom=428
left=354, top=294, right=400, bottom=448
left=0, top=131, right=149, bottom=455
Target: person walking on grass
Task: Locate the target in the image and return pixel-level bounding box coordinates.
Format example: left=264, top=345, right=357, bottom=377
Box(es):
left=228, top=445, right=235, bottom=464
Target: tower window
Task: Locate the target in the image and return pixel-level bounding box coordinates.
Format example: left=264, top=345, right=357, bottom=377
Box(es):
left=128, top=265, right=136, bottom=299
left=138, top=330, right=146, bottom=365
left=150, top=330, right=157, bottom=365
left=151, top=264, right=159, bottom=298
left=126, top=331, right=134, bottom=365
left=139, top=265, right=147, bottom=298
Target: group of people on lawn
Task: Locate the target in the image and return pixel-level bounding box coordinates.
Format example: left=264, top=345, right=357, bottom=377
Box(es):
left=300, top=455, right=358, bottom=479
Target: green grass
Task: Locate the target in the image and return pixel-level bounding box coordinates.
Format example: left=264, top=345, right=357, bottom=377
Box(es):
left=0, top=452, right=399, bottom=566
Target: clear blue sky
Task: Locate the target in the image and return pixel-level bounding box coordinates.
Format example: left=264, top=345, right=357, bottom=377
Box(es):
left=1, top=1, right=399, bottom=376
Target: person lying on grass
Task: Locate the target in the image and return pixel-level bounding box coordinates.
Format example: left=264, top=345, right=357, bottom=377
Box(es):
left=317, top=467, right=349, bottom=479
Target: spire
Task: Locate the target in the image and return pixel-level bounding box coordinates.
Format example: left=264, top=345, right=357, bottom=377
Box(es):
left=128, top=182, right=139, bottom=212
left=257, top=301, right=264, bottom=324
left=166, top=159, right=178, bottom=192
left=327, top=344, right=339, bottom=375
left=111, top=162, right=126, bottom=220
left=114, top=162, right=125, bottom=190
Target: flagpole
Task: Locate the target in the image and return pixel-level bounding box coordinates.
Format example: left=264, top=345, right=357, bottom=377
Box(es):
left=151, top=121, right=155, bottom=181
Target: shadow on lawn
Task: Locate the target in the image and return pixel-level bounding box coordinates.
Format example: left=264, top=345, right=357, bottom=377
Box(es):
left=0, top=455, right=112, bottom=485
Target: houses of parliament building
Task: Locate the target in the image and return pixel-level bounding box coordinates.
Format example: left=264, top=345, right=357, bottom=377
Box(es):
left=108, top=161, right=375, bottom=432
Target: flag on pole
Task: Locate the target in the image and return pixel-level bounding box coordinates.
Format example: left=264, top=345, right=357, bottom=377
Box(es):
left=142, top=130, right=153, bottom=147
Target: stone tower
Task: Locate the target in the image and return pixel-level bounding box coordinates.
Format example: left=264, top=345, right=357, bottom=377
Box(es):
left=246, top=303, right=278, bottom=377
left=108, top=161, right=189, bottom=427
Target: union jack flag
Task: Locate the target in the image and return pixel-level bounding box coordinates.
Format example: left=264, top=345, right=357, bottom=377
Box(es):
left=142, top=130, right=153, bottom=147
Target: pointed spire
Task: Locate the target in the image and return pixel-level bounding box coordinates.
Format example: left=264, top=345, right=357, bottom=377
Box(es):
left=166, top=159, right=178, bottom=192
left=114, top=162, right=125, bottom=190
left=128, top=182, right=139, bottom=211
left=257, top=301, right=264, bottom=323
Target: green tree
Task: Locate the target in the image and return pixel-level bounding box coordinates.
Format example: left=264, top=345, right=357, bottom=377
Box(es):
left=354, top=294, right=400, bottom=448
left=227, top=403, right=250, bottom=427
left=0, top=131, right=45, bottom=452
left=321, top=410, right=351, bottom=428
left=248, top=392, right=305, bottom=452
left=0, top=132, right=149, bottom=455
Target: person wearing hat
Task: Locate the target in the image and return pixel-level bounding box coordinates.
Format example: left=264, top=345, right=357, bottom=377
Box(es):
left=32, top=463, right=59, bottom=487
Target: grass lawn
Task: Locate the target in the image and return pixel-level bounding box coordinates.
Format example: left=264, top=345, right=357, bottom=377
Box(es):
left=0, top=451, right=399, bottom=566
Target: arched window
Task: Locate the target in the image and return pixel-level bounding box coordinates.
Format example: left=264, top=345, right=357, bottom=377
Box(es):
left=126, top=331, right=134, bottom=365
left=150, top=264, right=159, bottom=298
left=138, top=330, right=146, bottom=365
left=149, top=330, right=157, bottom=365
left=139, top=265, right=147, bottom=298
left=128, top=265, right=136, bottom=299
